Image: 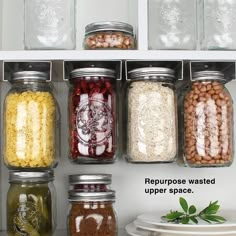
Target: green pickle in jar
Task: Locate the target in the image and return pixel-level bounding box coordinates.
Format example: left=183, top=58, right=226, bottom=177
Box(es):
left=7, top=172, right=56, bottom=236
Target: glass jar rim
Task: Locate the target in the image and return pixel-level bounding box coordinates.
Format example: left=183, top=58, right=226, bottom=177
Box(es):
left=70, top=67, right=116, bottom=79
left=128, top=67, right=175, bottom=81
left=68, top=190, right=115, bottom=202
left=69, top=174, right=112, bottom=185
left=85, top=21, right=134, bottom=36
left=9, top=171, right=54, bottom=183
left=11, top=71, right=49, bottom=82
left=192, top=71, right=226, bottom=82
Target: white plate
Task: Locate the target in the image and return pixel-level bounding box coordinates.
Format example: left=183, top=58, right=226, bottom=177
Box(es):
left=133, top=219, right=236, bottom=235
left=126, top=223, right=159, bottom=236
left=137, top=212, right=236, bottom=230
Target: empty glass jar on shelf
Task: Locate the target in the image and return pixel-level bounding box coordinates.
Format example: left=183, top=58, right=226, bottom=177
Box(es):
left=181, top=71, right=234, bottom=167
left=125, top=67, right=178, bottom=163
left=24, top=0, right=75, bottom=49
left=200, top=0, right=236, bottom=50
left=148, top=0, right=197, bottom=50
left=4, top=71, right=58, bottom=170
left=69, top=67, right=118, bottom=164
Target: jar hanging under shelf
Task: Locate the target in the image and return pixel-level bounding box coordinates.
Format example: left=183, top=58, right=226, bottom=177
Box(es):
left=182, top=71, right=234, bottom=167
left=125, top=67, right=178, bottom=163
left=69, top=67, right=118, bottom=164
left=24, top=0, right=76, bottom=49
left=67, top=191, right=117, bottom=236
left=7, top=171, right=56, bottom=236
left=4, top=71, right=58, bottom=170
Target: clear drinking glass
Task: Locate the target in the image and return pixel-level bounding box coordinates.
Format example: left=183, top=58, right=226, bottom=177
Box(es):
left=148, top=0, right=197, bottom=50
left=24, top=0, right=75, bottom=50
left=200, top=0, right=236, bottom=50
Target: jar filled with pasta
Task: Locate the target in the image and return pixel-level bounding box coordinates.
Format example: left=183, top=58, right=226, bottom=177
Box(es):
left=4, top=71, right=58, bottom=170
left=7, top=171, right=56, bottom=236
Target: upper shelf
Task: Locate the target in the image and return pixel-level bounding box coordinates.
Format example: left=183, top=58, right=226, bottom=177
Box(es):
left=1, top=50, right=236, bottom=61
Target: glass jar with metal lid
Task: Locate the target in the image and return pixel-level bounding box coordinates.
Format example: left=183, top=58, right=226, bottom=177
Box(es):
left=83, top=21, right=136, bottom=50
left=125, top=67, right=178, bottom=163
left=69, top=67, right=118, bottom=164
left=69, top=174, right=112, bottom=191
left=182, top=71, right=234, bottom=167
left=7, top=171, right=56, bottom=236
left=67, top=191, right=117, bottom=236
left=4, top=71, right=58, bottom=170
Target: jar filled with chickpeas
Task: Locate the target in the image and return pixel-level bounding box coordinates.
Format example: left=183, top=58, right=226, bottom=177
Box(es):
left=182, top=71, right=234, bottom=167
left=83, top=21, right=136, bottom=50
left=4, top=71, right=58, bottom=170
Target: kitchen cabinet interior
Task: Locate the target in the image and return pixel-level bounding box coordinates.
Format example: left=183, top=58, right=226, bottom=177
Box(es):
left=0, top=1, right=236, bottom=236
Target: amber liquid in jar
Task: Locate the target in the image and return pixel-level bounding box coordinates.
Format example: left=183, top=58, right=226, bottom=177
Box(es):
left=184, top=80, right=233, bottom=167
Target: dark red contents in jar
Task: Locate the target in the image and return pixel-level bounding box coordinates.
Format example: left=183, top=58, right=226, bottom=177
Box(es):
left=69, top=77, right=116, bottom=161
left=73, top=184, right=108, bottom=192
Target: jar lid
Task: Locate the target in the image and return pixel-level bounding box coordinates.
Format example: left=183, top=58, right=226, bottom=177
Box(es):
left=85, top=21, right=134, bottom=35
left=69, top=174, right=112, bottom=185
left=9, top=171, right=54, bottom=183
left=192, top=71, right=226, bottom=82
left=11, top=71, right=48, bottom=81
left=128, top=67, right=175, bottom=81
left=70, top=67, right=116, bottom=79
left=68, top=190, right=116, bottom=202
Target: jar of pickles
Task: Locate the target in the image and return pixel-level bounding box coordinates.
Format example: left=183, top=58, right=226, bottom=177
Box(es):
left=84, top=21, right=136, bottom=49
left=183, top=71, right=234, bottom=167
left=69, top=174, right=112, bottom=191
left=69, top=68, right=117, bottom=164
left=67, top=191, right=117, bottom=236
left=4, top=71, right=58, bottom=170
left=125, top=67, right=178, bottom=163
left=7, top=171, right=56, bottom=236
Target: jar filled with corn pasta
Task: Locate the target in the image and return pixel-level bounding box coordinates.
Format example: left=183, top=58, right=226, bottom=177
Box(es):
left=4, top=71, right=58, bottom=170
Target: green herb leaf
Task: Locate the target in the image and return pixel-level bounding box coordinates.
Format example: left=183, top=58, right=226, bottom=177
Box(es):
left=179, top=197, right=188, bottom=213
left=181, top=216, right=189, bottom=224
left=190, top=216, right=198, bottom=224
left=162, top=211, right=184, bottom=221
left=189, top=205, right=197, bottom=215
left=201, top=201, right=220, bottom=215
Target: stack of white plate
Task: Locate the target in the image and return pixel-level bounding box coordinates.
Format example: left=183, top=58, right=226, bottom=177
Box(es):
left=125, top=212, right=236, bottom=236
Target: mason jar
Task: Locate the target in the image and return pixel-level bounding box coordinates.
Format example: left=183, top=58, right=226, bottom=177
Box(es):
left=24, top=0, right=75, bottom=49
left=83, top=21, right=136, bottom=50
left=200, top=0, right=236, bottom=50
left=7, top=171, right=56, bottom=236
left=69, top=68, right=117, bottom=164
left=67, top=191, right=117, bottom=236
left=4, top=71, right=58, bottom=170
left=148, top=0, right=197, bottom=50
left=69, top=174, right=112, bottom=191
left=125, top=67, right=178, bottom=163
left=182, top=71, right=234, bottom=167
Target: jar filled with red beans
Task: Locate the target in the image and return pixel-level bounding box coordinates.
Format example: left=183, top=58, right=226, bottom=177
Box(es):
left=182, top=71, right=234, bottom=167
left=69, top=68, right=117, bottom=164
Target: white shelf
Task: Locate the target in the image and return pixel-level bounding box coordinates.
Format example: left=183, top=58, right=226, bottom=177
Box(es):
left=1, top=50, right=236, bottom=60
